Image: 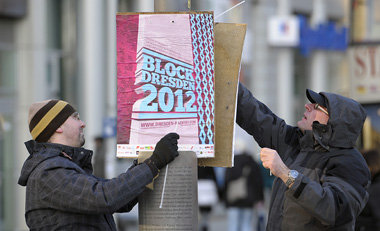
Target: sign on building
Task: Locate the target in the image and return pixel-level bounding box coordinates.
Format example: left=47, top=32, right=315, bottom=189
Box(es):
left=349, top=45, right=380, bottom=103
left=268, top=15, right=299, bottom=47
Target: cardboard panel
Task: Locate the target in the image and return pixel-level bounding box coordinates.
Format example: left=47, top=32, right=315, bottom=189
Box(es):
left=198, top=23, right=246, bottom=167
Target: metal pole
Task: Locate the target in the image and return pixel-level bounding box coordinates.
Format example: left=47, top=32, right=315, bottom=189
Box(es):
left=310, top=0, right=327, bottom=92
left=14, top=1, right=50, bottom=229
left=276, top=0, right=295, bottom=124
left=79, top=0, right=105, bottom=151
left=105, top=0, right=117, bottom=179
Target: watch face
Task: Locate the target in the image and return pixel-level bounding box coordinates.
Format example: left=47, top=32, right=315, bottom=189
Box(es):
left=290, top=170, right=299, bottom=178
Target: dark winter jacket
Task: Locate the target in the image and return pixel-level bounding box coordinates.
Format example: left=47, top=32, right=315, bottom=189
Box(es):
left=225, top=153, right=264, bottom=208
left=18, top=140, right=155, bottom=231
left=356, top=172, right=380, bottom=231
left=237, top=83, right=370, bottom=231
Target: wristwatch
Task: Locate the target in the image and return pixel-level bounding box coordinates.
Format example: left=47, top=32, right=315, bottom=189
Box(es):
left=285, top=170, right=299, bottom=187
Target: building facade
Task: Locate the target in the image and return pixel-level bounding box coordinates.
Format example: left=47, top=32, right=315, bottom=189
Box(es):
left=1, top=0, right=376, bottom=230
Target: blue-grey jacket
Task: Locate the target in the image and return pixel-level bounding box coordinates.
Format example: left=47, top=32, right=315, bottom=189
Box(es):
left=18, top=140, right=155, bottom=230
left=237, top=83, right=370, bottom=231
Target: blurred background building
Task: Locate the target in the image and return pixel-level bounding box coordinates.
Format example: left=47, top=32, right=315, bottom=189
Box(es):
left=0, top=0, right=380, bottom=230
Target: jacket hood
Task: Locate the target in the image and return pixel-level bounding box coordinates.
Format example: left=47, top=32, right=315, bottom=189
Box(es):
left=313, top=92, right=366, bottom=149
left=18, top=140, right=93, bottom=186
left=18, top=140, right=59, bottom=186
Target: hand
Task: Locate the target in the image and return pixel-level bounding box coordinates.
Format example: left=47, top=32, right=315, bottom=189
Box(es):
left=260, top=148, right=289, bottom=182
left=148, top=133, right=180, bottom=169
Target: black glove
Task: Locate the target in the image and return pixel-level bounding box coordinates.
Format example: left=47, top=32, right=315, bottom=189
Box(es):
left=145, top=133, right=180, bottom=171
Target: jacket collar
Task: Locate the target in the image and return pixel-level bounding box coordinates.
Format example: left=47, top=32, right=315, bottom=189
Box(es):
left=298, top=130, right=329, bottom=152
left=25, top=140, right=93, bottom=170
left=299, top=130, right=314, bottom=151
left=311, top=122, right=331, bottom=151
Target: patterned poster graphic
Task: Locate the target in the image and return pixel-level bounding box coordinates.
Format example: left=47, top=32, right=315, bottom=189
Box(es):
left=116, top=12, right=215, bottom=158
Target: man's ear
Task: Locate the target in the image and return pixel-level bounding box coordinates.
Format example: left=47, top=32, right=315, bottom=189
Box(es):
left=56, top=126, right=63, bottom=133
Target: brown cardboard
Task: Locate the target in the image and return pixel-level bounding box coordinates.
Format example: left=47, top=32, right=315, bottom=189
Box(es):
left=198, top=23, right=247, bottom=167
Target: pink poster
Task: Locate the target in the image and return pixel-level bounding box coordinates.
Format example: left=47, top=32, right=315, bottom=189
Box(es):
left=116, top=12, right=215, bottom=158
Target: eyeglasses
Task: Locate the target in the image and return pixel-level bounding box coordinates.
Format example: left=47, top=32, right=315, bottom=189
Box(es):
left=314, top=104, right=329, bottom=115
left=71, top=112, right=81, bottom=120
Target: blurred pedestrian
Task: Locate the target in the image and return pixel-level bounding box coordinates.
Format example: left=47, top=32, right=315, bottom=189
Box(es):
left=198, top=166, right=219, bottom=231
left=214, top=167, right=226, bottom=200
left=257, top=161, right=274, bottom=230
left=18, top=99, right=179, bottom=230
left=356, top=149, right=380, bottom=231
left=225, top=151, right=264, bottom=231
left=237, top=83, right=370, bottom=230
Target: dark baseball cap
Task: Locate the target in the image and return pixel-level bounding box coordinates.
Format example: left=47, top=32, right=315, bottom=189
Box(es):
left=306, top=89, right=327, bottom=108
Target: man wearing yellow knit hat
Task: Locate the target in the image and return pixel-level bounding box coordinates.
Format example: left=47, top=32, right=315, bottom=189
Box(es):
left=18, top=99, right=180, bottom=230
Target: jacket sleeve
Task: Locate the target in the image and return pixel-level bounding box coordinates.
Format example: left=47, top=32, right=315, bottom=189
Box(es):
left=35, top=159, right=154, bottom=214
left=285, top=152, right=370, bottom=226
left=236, top=82, right=298, bottom=158
left=116, top=197, right=139, bottom=213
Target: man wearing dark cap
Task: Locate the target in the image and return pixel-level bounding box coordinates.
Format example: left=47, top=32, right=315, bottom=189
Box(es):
left=18, top=99, right=180, bottom=230
left=236, top=83, right=370, bottom=230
